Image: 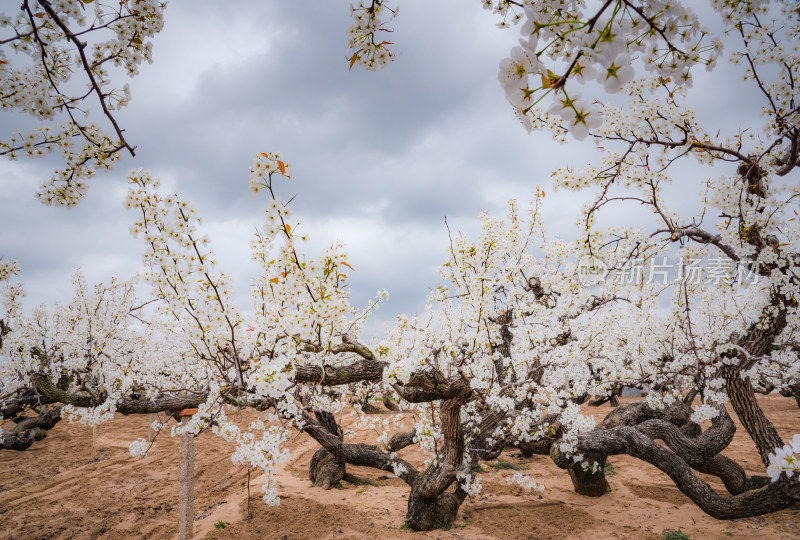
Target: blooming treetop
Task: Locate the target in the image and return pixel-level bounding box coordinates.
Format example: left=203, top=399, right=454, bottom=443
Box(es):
left=0, top=0, right=166, bottom=206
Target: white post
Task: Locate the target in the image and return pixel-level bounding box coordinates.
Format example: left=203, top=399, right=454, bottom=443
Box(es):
left=177, top=415, right=195, bottom=540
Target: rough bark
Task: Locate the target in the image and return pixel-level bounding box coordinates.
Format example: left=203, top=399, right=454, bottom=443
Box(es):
left=594, top=400, right=773, bottom=496
left=550, top=444, right=610, bottom=496
left=116, top=394, right=208, bottom=415
left=511, top=437, right=556, bottom=457
left=465, top=408, right=510, bottom=463
left=1, top=426, right=47, bottom=450
left=388, top=429, right=417, bottom=452
left=32, top=374, right=96, bottom=407
left=723, top=304, right=788, bottom=465
left=598, top=399, right=701, bottom=437
left=404, top=395, right=472, bottom=530
left=490, top=310, right=514, bottom=385
left=1, top=406, right=62, bottom=451
left=588, top=393, right=620, bottom=407
left=568, top=456, right=611, bottom=496
left=356, top=400, right=384, bottom=414
left=405, top=487, right=463, bottom=531
left=294, top=358, right=387, bottom=386
left=308, top=411, right=347, bottom=489
left=301, top=414, right=420, bottom=486
left=724, top=365, right=785, bottom=467
left=30, top=373, right=209, bottom=415
left=303, top=394, right=471, bottom=531
left=382, top=392, right=400, bottom=411
left=635, top=407, right=735, bottom=465
left=572, top=425, right=800, bottom=518
left=633, top=410, right=771, bottom=495
left=693, top=455, right=771, bottom=495
left=309, top=447, right=346, bottom=489
left=781, top=383, right=800, bottom=409
left=9, top=406, right=62, bottom=433
left=1, top=389, right=56, bottom=419
left=683, top=388, right=699, bottom=405
left=393, top=370, right=471, bottom=403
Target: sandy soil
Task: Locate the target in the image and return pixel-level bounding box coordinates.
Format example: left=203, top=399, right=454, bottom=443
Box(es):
left=1, top=396, right=798, bottom=539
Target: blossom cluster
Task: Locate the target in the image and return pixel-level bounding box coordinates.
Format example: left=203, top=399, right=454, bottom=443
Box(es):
left=768, top=435, right=800, bottom=482
left=0, top=259, right=19, bottom=282
left=506, top=472, right=544, bottom=492
left=347, top=1, right=397, bottom=70
left=487, top=0, right=722, bottom=139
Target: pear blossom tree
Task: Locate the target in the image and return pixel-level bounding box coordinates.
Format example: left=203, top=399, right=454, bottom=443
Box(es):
left=284, top=191, right=657, bottom=529
left=479, top=0, right=800, bottom=517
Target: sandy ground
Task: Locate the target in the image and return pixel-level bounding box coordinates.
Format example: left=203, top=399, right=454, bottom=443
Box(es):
left=1, top=396, right=798, bottom=540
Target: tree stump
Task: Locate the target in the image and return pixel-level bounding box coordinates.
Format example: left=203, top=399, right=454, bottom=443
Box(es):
left=550, top=444, right=610, bottom=497
left=309, top=447, right=345, bottom=489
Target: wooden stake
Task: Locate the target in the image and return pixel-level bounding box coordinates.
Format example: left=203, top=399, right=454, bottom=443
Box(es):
left=247, top=467, right=252, bottom=521
left=177, top=414, right=195, bottom=540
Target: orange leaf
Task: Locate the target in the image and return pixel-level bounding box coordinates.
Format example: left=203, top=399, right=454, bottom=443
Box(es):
left=341, top=261, right=354, bottom=270
left=277, top=160, right=286, bottom=175
left=269, top=277, right=279, bottom=284
left=540, top=70, right=557, bottom=89
left=132, top=37, right=142, bottom=45
left=34, top=12, right=46, bottom=18
left=349, top=52, right=360, bottom=71
left=261, top=152, right=270, bottom=158
left=285, top=224, right=291, bottom=233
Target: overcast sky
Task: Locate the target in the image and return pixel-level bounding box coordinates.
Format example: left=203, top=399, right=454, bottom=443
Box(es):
left=0, top=1, right=763, bottom=338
